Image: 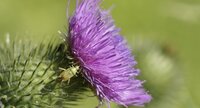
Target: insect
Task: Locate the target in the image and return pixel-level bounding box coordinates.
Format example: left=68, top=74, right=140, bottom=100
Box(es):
left=58, top=66, right=79, bottom=84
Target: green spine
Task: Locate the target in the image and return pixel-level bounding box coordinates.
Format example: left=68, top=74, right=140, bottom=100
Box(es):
left=0, top=39, right=87, bottom=108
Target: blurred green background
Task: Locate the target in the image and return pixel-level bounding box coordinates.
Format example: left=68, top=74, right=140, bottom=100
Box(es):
left=0, top=0, right=200, bottom=107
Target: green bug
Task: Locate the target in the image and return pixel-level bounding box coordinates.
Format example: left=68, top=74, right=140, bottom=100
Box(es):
left=58, top=66, right=80, bottom=84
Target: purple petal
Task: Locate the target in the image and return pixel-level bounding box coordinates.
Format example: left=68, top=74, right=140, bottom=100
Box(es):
left=68, top=0, right=152, bottom=107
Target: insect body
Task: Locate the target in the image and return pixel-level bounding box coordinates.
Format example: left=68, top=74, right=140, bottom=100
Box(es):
left=59, top=66, right=79, bottom=84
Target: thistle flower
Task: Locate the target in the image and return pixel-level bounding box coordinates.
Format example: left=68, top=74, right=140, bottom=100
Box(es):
left=68, top=0, right=151, bottom=107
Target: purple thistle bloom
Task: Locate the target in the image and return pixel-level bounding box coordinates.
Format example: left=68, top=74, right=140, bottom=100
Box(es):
left=68, top=0, right=151, bottom=107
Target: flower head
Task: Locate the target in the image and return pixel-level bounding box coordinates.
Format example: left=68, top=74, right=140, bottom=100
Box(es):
left=68, top=0, right=151, bottom=107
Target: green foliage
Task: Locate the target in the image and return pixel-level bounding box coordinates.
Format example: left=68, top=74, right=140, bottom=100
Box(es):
left=126, top=39, right=197, bottom=108
left=0, top=38, right=88, bottom=108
